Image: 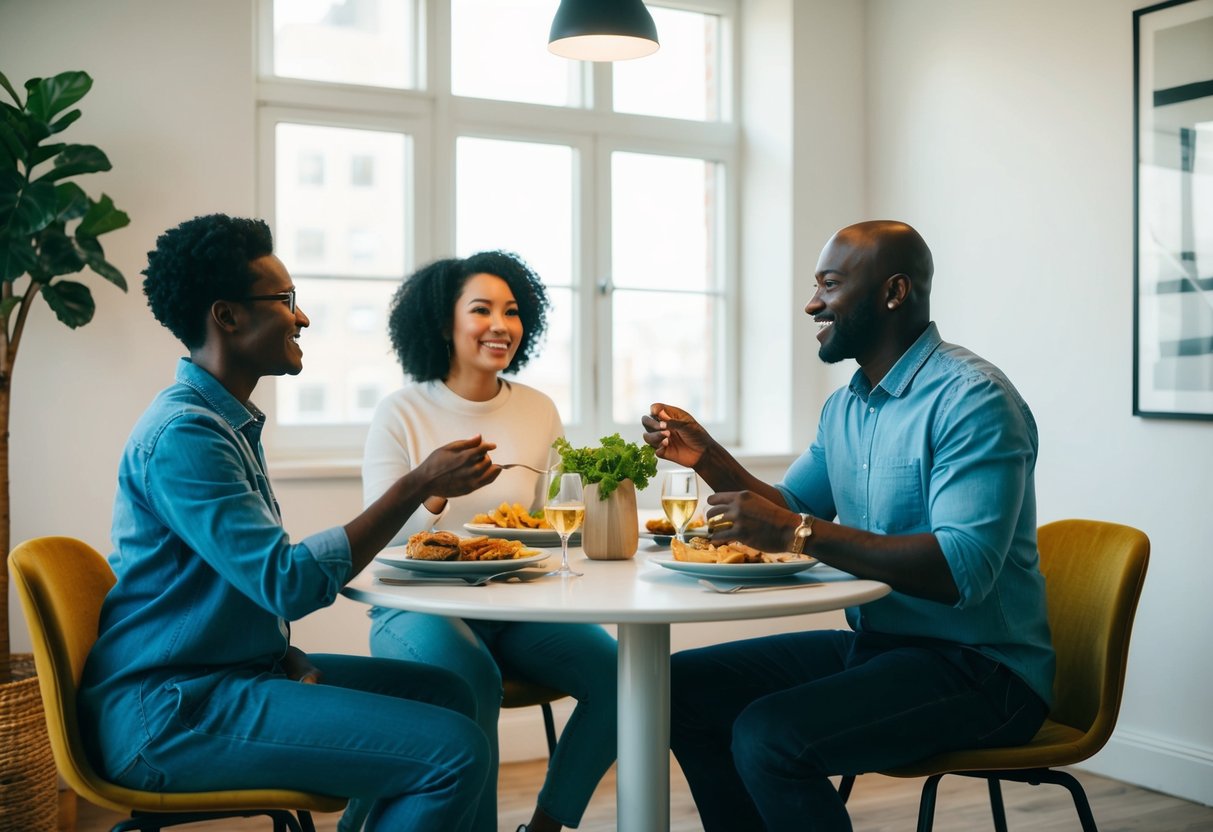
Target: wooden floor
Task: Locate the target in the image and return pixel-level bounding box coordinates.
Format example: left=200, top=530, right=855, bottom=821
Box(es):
left=74, top=758, right=1213, bottom=831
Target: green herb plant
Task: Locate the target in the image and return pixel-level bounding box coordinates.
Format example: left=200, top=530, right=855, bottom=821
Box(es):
left=551, top=434, right=658, bottom=501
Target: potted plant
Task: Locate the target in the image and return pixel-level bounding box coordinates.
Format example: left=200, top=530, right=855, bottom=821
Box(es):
left=552, top=434, right=657, bottom=560
left=0, top=69, right=129, bottom=825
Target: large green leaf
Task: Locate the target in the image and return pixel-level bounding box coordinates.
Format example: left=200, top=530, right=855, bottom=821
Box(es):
left=40, top=279, right=95, bottom=328
left=30, top=141, right=66, bottom=168
left=0, top=104, right=31, bottom=164
left=36, top=224, right=86, bottom=278
left=0, top=237, right=37, bottom=282
left=76, top=193, right=129, bottom=237
left=3, top=178, right=57, bottom=236
left=0, top=71, right=20, bottom=106
left=25, top=72, right=92, bottom=123
left=75, top=234, right=128, bottom=291
left=35, top=144, right=111, bottom=183
left=55, top=182, right=89, bottom=221
left=48, top=109, right=82, bottom=136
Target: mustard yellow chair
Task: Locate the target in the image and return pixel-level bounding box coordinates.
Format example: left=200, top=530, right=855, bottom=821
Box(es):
left=9, top=536, right=347, bottom=832
left=502, top=677, right=566, bottom=756
left=838, top=518, right=1150, bottom=832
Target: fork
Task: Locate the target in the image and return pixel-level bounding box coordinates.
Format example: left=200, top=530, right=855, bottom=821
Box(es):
left=498, top=462, right=550, bottom=474
left=379, top=569, right=550, bottom=588
left=698, top=579, right=825, bottom=594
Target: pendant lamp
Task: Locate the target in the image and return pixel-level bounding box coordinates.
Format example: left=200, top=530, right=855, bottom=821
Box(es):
left=548, top=0, right=660, bottom=61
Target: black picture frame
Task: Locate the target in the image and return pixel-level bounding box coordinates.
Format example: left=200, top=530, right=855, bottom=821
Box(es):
left=1133, top=0, right=1213, bottom=420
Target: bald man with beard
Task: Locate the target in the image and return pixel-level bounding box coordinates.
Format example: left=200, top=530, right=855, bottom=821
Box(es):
left=641, top=221, right=1054, bottom=832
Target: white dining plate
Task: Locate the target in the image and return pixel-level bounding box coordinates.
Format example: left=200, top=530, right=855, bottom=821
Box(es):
left=650, top=553, right=819, bottom=580
left=462, top=523, right=579, bottom=548
left=376, top=550, right=551, bottom=575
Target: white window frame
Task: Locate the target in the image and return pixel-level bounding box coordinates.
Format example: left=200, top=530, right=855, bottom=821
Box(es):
left=255, top=0, right=740, bottom=459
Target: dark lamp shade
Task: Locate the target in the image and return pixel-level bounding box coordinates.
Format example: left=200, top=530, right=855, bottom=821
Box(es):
left=548, top=0, right=660, bottom=61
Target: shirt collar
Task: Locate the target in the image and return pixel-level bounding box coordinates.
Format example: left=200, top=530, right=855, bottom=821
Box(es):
left=174, top=357, right=262, bottom=432
left=848, top=322, right=943, bottom=400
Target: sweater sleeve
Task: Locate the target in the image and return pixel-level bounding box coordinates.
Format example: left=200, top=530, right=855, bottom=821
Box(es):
left=362, top=394, right=444, bottom=546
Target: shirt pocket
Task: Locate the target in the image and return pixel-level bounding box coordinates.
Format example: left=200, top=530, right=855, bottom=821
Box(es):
left=869, top=457, right=927, bottom=534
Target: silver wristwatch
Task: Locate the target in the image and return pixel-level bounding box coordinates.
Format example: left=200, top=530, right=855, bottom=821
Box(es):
left=789, top=513, right=815, bottom=555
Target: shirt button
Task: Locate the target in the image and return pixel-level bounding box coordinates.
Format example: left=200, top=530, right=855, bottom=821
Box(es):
left=862, top=463, right=868, bottom=470
left=869, top=406, right=876, bottom=413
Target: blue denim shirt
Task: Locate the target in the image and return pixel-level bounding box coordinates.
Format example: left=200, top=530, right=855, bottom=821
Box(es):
left=79, top=358, right=351, bottom=776
left=776, top=324, right=1055, bottom=704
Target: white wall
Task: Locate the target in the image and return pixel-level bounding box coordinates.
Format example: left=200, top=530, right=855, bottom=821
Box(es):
left=3, top=0, right=1210, bottom=802
left=866, top=0, right=1213, bottom=806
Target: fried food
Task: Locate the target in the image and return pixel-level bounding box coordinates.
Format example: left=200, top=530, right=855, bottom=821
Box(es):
left=458, top=535, right=538, bottom=561
left=671, top=536, right=808, bottom=565
left=406, top=531, right=462, bottom=561
left=645, top=515, right=705, bottom=535
left=471, top=502, right=552, bottom=530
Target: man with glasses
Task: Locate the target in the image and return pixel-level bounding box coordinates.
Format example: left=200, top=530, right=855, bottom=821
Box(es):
left=79, top=214, right=501, bottom=831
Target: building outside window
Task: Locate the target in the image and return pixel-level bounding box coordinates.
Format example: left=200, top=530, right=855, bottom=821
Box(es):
left=257, top=0, right=738, bottom=457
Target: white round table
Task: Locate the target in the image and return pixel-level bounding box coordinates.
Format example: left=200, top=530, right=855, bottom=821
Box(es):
left=343, top=546, right=890, bottom=831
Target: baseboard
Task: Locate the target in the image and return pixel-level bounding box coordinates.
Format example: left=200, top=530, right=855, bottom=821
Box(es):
left=1077, top=728, right=1213, bottom=807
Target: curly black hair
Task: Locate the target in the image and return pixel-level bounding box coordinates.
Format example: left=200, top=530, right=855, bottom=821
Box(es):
left=142, top=214, right=275, bottom=348
left=388, top=250, right=550, bottom=381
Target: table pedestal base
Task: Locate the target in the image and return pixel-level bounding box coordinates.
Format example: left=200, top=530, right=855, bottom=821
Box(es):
left=617, top=622, right=671, bottom=832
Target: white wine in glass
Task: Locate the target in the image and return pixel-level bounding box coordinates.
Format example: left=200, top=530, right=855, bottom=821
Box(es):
left=661, top=469, right=699, bottom=542
left=544, top=471, right=585, bottom=577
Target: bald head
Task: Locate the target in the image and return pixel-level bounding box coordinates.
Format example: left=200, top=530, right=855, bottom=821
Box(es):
left=834, top=220, right=933, bottom=301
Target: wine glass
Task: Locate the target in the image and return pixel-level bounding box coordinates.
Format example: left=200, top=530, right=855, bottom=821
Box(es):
left=661, top=469, right=699, bottom=543
left=544, top=471, right=585, bottom=578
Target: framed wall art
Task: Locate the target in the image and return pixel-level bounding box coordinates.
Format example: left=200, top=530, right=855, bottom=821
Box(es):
left=1133, top=0, right=1213, bottom=419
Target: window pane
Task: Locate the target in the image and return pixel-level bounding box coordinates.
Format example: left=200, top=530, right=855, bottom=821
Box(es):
left=612, top=291, right=721, bottom=423
left=511, top=287, right=575, bottom=424
left=457, top=137, right=577, bottom=422
left=277, top=278, right=402, bottom=425
left=273, top=0, right=415, bottom=89
left=275, top=122, right=408, bottom=426
left=613, top=7, right=720, bottom=121
left=451, top=0, right=583, bottom=107
left=276, top=123, right=408, bottom=278
left=612, top=151, right=718, bottom=292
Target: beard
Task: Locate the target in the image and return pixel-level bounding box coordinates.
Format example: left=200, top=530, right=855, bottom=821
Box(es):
left=818, top=297, right=879, bottom=364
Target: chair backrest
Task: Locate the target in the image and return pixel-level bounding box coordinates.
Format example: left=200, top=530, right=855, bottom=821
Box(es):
left=1036, top=519, right=1149, bottom=746
left=9, top=536, right=118, bottom=803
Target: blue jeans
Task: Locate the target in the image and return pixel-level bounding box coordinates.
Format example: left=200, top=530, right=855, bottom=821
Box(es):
left=670, top=630, right=1049, bottom=832
left=370, top=608, right=618, bottom=829
left=107, top=654, right=490, bottom=832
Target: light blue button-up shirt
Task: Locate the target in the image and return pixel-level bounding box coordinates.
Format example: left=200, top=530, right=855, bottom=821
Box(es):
left=777, top=323, right=1055, bottom=704
left=79, top=359, right=351, bottom=775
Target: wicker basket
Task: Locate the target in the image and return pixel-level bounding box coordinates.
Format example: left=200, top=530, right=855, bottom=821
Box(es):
left=0, top=654, right=58, bottom=832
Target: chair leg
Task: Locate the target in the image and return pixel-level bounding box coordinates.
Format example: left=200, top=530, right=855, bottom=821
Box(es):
left=1033, top=768, right=1099, bottom=832
left=916, top=773, right=945, bottom=832
left=297, top=810, right=318, bottom=832
left=541, top=701, right=558, bottom=756
left=837, top=774, right=856, bottom=804
left=987, top=778, right=1009, bottom=832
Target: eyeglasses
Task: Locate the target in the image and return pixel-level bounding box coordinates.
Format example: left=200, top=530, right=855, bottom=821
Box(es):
left=240, top=287, right=296, bottom=314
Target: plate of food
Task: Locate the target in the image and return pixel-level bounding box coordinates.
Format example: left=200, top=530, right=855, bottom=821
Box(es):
left=651, top=537, right=818, bottom=580
left=377, top=531, right=551, bottom=575
left=465, top=502, right=579, bottom=547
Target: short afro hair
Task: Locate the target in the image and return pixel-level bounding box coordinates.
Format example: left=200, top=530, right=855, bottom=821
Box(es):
left=143, top=214, right=275, bottom=348
left=388, top=250, right=550, bottom=381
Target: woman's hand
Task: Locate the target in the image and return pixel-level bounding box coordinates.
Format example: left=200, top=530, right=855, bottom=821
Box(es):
left=641, top=403, right=714, bottom=469
left=415, top=435, right=501, bottom=498
left=283, top=646, right=322, bottom=684
left=704, top=490, right=798, bottom=554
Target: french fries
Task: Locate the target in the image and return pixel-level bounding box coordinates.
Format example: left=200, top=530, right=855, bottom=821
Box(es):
left=458, top=535, right=538, bottom=561
left=471, top=502, right=552, bottom=530
left=671, top=536, right=810, bottom=565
